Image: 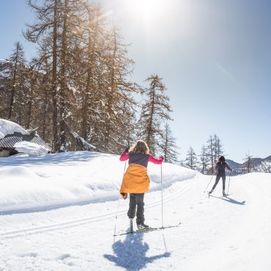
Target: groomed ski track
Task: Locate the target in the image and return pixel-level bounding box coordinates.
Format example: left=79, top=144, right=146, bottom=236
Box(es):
left=0, top=167, right=271, bottom=270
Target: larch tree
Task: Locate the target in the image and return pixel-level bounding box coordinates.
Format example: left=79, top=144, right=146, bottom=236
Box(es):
left=95, top=27, right=139, bottom=153
left=160, top=123, right=179, bottom=163
left=4, top=42, right=27, bottom=122
left=185, top=146, right=197, bottom=170
left=206, top=134, right=223, bottom=174
left=244, top=154, right=254, bottom=173
left=199, top=145, right=209, bottom=174
left=213, top=134, right=223, bottom=163
left=138, top=74, right=172, bottom=155
left=25, top=0, right=88, bottom=151
left=25, top=0, right=63, bottom=151
left=1, top=0, right=173, bottom=156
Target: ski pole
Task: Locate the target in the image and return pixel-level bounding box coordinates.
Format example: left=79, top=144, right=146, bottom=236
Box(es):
left=204, top=175, right=214, bottom=193
left=113, top=197, right=121, bottom=239
left=160, top=163, right=164, bottom=229
left=227, top=172, right=231, bottom=195
left=113, top=160, right=127, bottom=238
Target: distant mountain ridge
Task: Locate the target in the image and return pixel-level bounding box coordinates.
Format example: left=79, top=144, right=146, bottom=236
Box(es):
left=226, top=155, right=271, bottom=174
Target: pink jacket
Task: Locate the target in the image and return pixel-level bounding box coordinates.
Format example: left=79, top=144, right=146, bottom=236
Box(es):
left=119, top=150, right=163, bottom=166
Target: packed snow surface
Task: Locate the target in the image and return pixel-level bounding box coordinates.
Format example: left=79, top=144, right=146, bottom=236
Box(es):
left=0, top=151, right=270, bottom=271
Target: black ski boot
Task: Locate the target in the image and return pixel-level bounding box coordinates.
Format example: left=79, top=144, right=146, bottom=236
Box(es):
left=137, top=223, right=150, bottom=231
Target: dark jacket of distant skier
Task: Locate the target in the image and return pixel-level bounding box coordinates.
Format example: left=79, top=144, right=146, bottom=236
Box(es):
left=119, top=140, right=163, bottom=229
left=216, top=157, right=231, bottom=176
left=209, top=156, right=232, bottom=196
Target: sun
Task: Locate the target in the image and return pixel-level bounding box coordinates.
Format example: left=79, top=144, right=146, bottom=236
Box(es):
left=123, top=0, right=168, bottom=25
left=116, top=0, right=193, bottom=43
left=136, top=0, right=166, bottom=17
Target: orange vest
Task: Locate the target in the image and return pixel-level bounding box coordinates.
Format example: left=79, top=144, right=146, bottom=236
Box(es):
left=120, top=164, right=150, bottom=194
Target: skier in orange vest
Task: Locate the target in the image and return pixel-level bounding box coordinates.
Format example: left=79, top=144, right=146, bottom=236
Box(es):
left=119, top=140, right=163, bottom=230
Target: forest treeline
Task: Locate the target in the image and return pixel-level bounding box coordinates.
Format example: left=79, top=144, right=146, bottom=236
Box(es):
left=1, top=1, right=266, bottom=174
left=0, top=0, right=178, bottom=162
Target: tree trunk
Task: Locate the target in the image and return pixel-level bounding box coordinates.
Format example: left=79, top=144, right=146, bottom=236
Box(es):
left=59, top=0, right=68, bottom=150
left=52, top=0, right=59, bottom=151
left=8, top=46, right=19, bottom=119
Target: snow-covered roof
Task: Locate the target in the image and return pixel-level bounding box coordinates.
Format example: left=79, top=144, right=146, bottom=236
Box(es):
left=0, top=118, right=28, bottom=139
left=0, top=119, right=50, bottom=153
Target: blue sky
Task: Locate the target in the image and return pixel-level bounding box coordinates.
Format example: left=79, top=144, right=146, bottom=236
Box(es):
left=1, top=0, right=270, bottom=162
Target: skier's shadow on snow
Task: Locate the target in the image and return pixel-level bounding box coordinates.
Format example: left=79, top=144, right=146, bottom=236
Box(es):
left=104, top=230, right=170, bottom=271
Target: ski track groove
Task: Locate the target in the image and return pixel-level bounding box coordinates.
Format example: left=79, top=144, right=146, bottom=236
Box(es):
left=0, top=178, right=193, bottom=240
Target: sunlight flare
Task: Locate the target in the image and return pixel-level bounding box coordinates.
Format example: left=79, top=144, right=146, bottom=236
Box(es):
left=123, top=0, right=168, bottom=25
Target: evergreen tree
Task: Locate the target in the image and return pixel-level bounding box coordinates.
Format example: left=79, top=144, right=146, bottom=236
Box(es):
left=206, top=134, right=223, bottom=174
left=30, top=55, right=55, bottom=141
left=244, top=154, right=254, bottom=173
left=199, top=145, right=208, bottom=174
left=138, top=75, right=172, bottom=155
left=79, top=4, right=104, bottom=142
left=185, top=147, right=197, bottom=170
left=206, top=135, right=215, bottom=174
left=99, top=28, right=139, bottom=153
left=1, top=0, right=176, bottom=156
left=0, top=42, right=28, bottom=123
left=58, top=0, right=87, bottom=150
left=25, top=0, right=88, bottom=150
left=0, top=59, right=11, bottom=118
left=160, top=123, right=179, bottom=163
left=25, top=0, right=63, bottom=151
left=213, top=134, right=223, bottom=163
left=23, top=63, right=40, bottom=129
left=8, top=42, right=27, bottom=121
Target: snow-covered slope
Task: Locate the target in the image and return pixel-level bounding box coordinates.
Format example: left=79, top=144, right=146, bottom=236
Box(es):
left=0, top=151, right=195, bottom=214
left=0, top=152, right=270, bottom=271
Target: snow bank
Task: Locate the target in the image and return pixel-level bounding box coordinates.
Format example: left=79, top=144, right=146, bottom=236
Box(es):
left=14, top=141, right=49, bottom=156
left=0, top=166, right=72, bottom=212
left=0, top=151, right=196, bottom=214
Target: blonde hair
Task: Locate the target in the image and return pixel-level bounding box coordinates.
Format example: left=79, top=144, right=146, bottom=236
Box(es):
left=130, top=140, right=149, bottom=154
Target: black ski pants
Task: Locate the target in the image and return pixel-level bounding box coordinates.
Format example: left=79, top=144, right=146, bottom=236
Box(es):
left=211, top=174, right=226, bottom=192
left=127, top=193, right=145, bottom=225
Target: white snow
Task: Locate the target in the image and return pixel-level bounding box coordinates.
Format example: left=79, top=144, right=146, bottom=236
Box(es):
left=0, top=118, right=50, bottom=156
left=0, top=118, right=27, bottom=139
left=14, top=141, right=50, bottom=157
left=0, top=151, right=270, bottom=271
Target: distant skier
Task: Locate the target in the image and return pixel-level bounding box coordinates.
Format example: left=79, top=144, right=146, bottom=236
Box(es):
left=119, top=140, right=164, bottom=231
left=209, top=156, right=232, bottom=197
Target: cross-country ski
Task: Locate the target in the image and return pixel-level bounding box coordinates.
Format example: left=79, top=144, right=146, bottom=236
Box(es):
left=114, top=222, right=182, bottom=237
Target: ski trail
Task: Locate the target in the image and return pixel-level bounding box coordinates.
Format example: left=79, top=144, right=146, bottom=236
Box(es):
left=180, top=173, right=271, bottom=271
left=0, top=176, right=193, bottom=240
left=1, top=173, right=270, bottom=271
